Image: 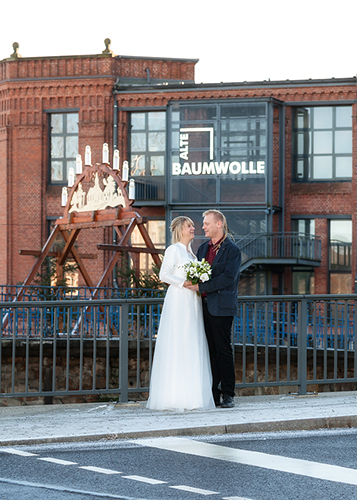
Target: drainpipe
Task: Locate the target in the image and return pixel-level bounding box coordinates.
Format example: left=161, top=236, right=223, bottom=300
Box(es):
left=146, top=68, right=150, bottom=84
left=112, top=93, right=118, bottom=289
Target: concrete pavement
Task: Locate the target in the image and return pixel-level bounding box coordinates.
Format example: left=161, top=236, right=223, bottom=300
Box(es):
left=0, top=391, right=356, bottom=446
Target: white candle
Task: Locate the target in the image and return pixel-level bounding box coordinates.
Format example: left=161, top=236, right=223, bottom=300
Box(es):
left=61, top=187, right=68, bottom=206
left=122, top=160, right=129, bottom=182
left=113, top=149, right=120, bottom=170
left=68, top=167, right=75, bottom=187
left=102, top=143, right=109, bottom=164
left=76, top=154, right=82, bottom=174
left=128, top=178, right=135, bottom=200
left=85, top=145, right=91, bottom=166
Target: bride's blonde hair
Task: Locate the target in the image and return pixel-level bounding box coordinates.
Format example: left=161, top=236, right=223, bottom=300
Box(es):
left=170, top=216, right=194, bottom=244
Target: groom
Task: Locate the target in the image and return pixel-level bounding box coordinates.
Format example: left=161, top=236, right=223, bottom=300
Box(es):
left=184, top=210, right=241, bottom=408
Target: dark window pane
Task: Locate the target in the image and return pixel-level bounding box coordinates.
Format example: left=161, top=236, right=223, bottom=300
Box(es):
left=171, top=178, right=216, bottom=203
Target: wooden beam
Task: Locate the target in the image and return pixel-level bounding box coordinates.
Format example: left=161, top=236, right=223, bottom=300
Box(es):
left=58, top=228, right=80, bottom=266
left=19, top=250, right=97, bottom=259
left=60, top=230, right=94, bottom=288
left=137, top=223, right=162, bottom=267
left=97, top=244, right=164, bottom=255
left=2, top=225, right=61, bottom=328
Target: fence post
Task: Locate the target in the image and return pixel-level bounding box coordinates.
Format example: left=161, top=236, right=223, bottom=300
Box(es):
left=297, top=298, right=308, bottom=395
left=119, top=303, right=129, bottom=403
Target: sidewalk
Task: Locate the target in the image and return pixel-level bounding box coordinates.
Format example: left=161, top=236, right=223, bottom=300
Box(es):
left=0, top=391, right=356, bottom=447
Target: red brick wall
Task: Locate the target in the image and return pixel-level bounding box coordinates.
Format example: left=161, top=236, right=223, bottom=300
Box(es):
left=1, top=50, right=356, bottom=293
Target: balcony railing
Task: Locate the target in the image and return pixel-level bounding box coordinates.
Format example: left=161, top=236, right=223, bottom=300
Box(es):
left=236, top=232, right=321, bottom=271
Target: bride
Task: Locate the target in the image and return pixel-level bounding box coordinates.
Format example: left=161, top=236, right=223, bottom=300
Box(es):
left=146, top=216, right=215, bottom=411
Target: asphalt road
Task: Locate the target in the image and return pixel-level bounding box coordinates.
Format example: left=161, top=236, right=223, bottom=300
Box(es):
left=0, top=428, right=356, bottom=500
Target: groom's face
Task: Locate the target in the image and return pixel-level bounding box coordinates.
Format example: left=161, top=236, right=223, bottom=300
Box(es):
left=202, top=214, right=222, bottom=240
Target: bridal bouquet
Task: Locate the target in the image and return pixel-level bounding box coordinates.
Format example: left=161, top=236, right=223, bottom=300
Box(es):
left=183, top=259, right=212, bottom=285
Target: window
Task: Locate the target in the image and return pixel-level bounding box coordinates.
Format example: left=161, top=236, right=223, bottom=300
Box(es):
left=329, top=220, right=352, bottom=293
left=50, top=113, right=79, bottom=184
left=292, top=268, right=315, bottom=294
left=291, top=219, right=317, bottom=261
left=130, top=219, right=166, bottom=273
left=170, top=102, right=268, bottom=205
left=130, top=111, right=166, bottom=202
left=293, top=106, right=352, bottom=181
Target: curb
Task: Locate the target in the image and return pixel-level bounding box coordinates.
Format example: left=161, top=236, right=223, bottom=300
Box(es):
left=1, top=415, right=356, bottom=447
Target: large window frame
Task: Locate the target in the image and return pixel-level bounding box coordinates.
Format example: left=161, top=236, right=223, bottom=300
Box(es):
left=292, top=105, right=352, bottom=182
left=48, top=111, right=79, bottom=185
left=129, top=110, right=166, bottom=203
left=169, top=101, right=269, bottom=206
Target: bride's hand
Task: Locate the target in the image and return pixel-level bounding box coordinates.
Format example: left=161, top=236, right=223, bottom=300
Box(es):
left=183, top=280, right=192, bottom=288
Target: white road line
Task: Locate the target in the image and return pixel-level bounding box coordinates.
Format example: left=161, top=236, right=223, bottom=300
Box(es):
left=79, top=466, right=121, bottom=475
left=134, top=437, right=357, bottom=486
left=222, top=497, right=254, bottom=500
left=37, top=457, right=77, bottom=465
left=170, top=485, right=219, bottom=495
left=122, top=475, right=166, bottom=485
left=0, top=448, right=38, bottom=457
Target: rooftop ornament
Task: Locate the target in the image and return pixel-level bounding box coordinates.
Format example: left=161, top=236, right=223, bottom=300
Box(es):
left=10, top=42, right=21, bottom=59
left=102, top=38, right=114, bottom=55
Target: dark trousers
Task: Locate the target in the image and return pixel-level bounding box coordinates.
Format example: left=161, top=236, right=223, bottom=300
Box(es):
left=202, top=300, right=235, bottom=402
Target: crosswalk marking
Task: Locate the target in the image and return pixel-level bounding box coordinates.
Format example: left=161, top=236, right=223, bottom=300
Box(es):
left=38, top=457, right=77, bottom=465
left=170, top=485, right=219, bottom=495
left=122, top=475, right=166, bottom=484
left=134, top=437, right=357, bottom=486
left=79, top=466, right=121, bottom=475
left=0, top=448, right=38, bottom=457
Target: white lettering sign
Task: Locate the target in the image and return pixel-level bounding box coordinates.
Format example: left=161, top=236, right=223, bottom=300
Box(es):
left=174, top=129, right=266, bottom=177
left=172, top=161, right=265, bottom=176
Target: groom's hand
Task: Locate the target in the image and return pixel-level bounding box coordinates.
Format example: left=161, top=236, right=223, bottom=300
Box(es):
left=184, top=282, right=199, bottom=292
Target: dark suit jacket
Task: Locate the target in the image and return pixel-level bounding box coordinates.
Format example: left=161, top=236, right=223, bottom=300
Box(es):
left=197, top=237, right=241, bottom=317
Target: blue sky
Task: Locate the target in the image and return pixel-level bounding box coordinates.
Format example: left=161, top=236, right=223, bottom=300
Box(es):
left=1, top=0, right=356, bottom=84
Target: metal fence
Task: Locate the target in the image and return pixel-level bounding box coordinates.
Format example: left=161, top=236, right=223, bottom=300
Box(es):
left=0, top=294, right=356, bottom=402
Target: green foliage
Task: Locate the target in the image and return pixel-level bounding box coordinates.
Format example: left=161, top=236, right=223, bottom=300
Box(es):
left=116, top=259, right=166, bottom=292
left=32, top=256, right=78, bottom=299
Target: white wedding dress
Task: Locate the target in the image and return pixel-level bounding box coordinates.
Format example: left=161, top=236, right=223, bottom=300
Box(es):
left=147, top=242, right=215, bottom=411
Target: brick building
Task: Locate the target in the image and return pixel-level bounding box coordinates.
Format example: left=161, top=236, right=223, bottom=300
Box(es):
left=0, top=40, right=355, bottom=295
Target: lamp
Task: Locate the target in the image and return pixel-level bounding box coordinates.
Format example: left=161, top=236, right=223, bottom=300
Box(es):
left=85, top=145, right=91, bottom=166
left=68, top=167, right=75, bottom=187
left=122, top=160, right=129, bottom=182
left=76, top=154, right=82, bottom=174
left=113, top=149, right=120, bottom=170
left=102, top=143, right=109, bottom=164
left=61, top=187, right=68, bottom=206
left=128, top=178, right=135, bottom=199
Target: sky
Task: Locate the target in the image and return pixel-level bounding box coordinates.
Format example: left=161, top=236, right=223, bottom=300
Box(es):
left=1, top=0, right=356, bottom=84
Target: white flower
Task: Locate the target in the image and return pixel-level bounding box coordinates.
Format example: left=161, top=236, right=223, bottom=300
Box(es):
left=201, top=273, right=209, bottom=282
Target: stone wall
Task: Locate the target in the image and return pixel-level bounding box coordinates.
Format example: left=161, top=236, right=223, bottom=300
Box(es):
left=0, top=340, right=355, bottom=406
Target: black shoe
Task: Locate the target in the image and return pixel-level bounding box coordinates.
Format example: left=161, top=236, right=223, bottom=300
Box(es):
left=221, top=395, right=234, bottom=408
left=215, top=400, right=221, bottom=407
